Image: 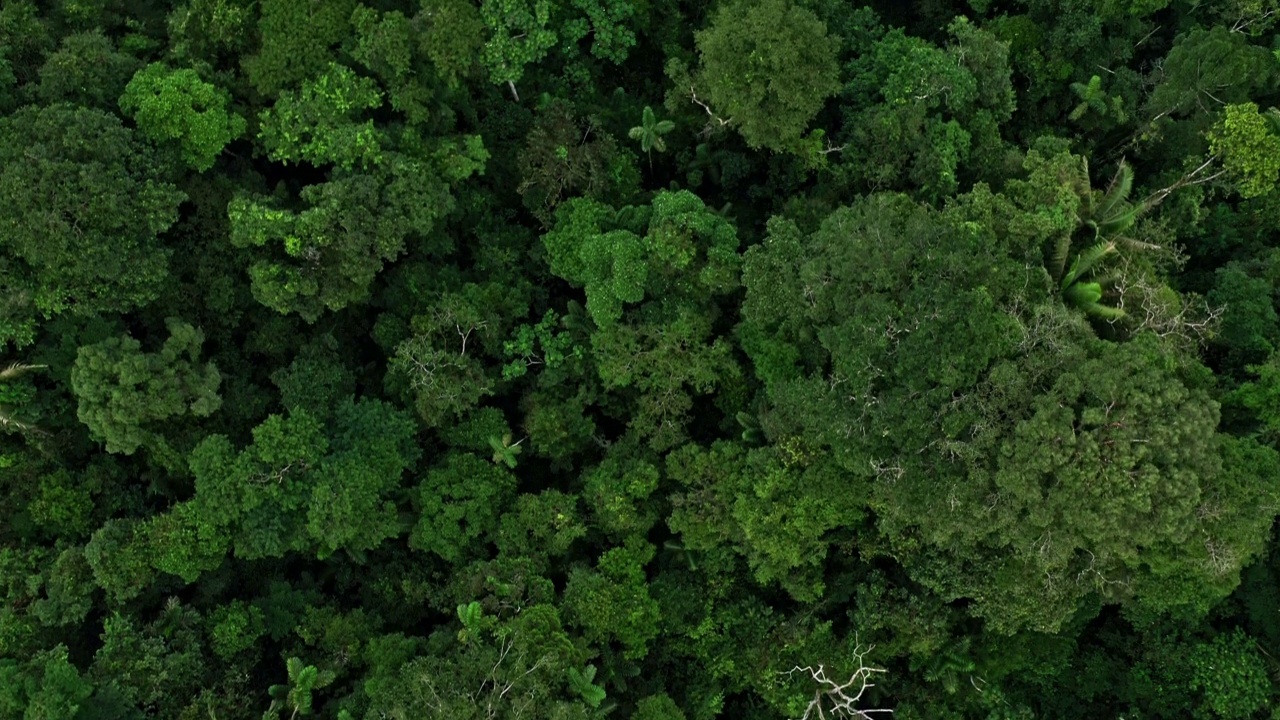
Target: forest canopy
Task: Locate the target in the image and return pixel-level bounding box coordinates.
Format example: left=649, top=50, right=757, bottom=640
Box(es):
left=3, top=0, right=1280, bottom=719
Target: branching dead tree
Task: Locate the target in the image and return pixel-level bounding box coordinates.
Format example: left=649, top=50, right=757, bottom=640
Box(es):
left=688, top=86, right=733, bottom=137
left=1110, top=271, right=1223, bottom=350
left=782, top=644, right=893, bottom=720
left=1140, top=156, right=1229, bottom=210
left=1203, top=534, right=1239, bottom=577
left=1232, top=7, right=1277, bottom=34
left=869, top=458, right=904, bottom=484
left=404, top=636, right=555, bottom=720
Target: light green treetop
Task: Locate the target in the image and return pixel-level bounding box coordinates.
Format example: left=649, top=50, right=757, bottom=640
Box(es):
left=542, top=190, right=739, bottom=327
left=257, top=62, right=385, bottom=170
left=241, top=0, right=356, bottom=97
left=119, top=62, right=245, bottom=171
left=479, top=0, right=557, bottom=87
left=1208, top=102, right=1280, bottom=198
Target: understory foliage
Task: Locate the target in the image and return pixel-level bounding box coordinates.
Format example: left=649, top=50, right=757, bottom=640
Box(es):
left=2, top=1, right=1280, bottom=719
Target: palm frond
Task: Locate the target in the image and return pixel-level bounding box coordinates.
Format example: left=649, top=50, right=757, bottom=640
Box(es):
left=1064, top=280, right=1104, bottom=307
left=1070, top=241, right=1118, bottom=281
left=0, top=408, right=42, bottom=434
left=1095, top=209, right=1138, bottom=238
left=1096, top=161, right=1135, bottom=220
left=0, top=413, right=28, bottom=430
left=1047, top=232, right=1073, bottom=283
left=0, top=362, right=46, bottom=381
left=1112, top=236, right=1163, bottom=254
left=1265, top=107, right=1280, bottom=135
left=1063, top=282, right=1126, bottom=320
left=1070, top=157, right=1095, bottom=207
left=1081, top=301, right=1126, bottom=321
left=1089, top=272, right=1123, bottom=290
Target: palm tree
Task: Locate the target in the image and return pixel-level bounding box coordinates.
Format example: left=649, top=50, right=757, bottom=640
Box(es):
left=1044, top=160, right=1161, bottom=320
left=0, top=361, right=46, bottom=433
left=628, top=106, right=675, bottom=164
left=1068, top=75, right=1126, bottom=123
left=488, top=432, right=524, bottom=468
left=735, top=410, right=764, bottom=445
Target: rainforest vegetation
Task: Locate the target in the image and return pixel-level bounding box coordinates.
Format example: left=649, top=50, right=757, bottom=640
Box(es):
left=4, top=0, right=1280, bottom=718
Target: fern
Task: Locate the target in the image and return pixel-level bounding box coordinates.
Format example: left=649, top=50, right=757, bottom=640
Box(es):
left=456, top=601, right=483, bottom=628
left=488, top=433, right=524, bottom=468
left=1069, top=75, right=1108, bottom=121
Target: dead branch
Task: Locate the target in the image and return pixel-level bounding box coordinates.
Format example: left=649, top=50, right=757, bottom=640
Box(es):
left=689, top=86, right=733, bottom=137
left=782, top=643, right=893, bottom=720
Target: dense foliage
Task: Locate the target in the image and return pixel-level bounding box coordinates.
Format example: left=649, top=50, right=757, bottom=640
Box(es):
left=3, top=1, right=1280, bottom=718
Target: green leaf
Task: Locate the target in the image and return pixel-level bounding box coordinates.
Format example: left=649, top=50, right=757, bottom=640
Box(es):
left=567, top=665, right=607, bottom=707
left=457, top=600, right=483, bottom=628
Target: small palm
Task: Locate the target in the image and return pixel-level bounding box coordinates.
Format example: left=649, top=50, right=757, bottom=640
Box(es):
left=1069, top=76, right=1106, bottom=121
left=628, top=106, right=675, bottom=155
left=488, top=433, right=524, bottom=468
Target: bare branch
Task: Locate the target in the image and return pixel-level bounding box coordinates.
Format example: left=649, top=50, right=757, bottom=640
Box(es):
left=1140, top=156, right=1226, bottom=210
left=1110, top=272, right=1222, bottom=351
left=1232, top=8, right=1277, bottom=33
left=782, top=643, right=893, bottom=720
left=1203, top=533, right=1238, bottom=576
left=819, top=139, right=846, bottom=156
left=869, top=458, right=904, bottom=484
left=688, top=86, right=733, bottom=137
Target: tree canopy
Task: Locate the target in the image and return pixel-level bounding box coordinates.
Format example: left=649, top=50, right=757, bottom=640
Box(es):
left=3, top=2, right=1280, bottom=719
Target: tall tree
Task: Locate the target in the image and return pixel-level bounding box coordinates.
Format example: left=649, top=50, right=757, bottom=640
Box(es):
left=37, top=30, right=138, bottom=109
left=0, top=104, right=183, bottom=348
left=119, top=62, right=245, bottom=172
left=691, top=0, right=840, bottom=151
left=70, top=318, right=222, bottom=467
left=241, top=0, right=356, bottom=97
left=233, top=63, right=489, bottom=322
left=172, top=398, right=420, bottom=565
left=740, top=191, right=1277, bottom=632
left=1208, top=102, right=1280, bottom=198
